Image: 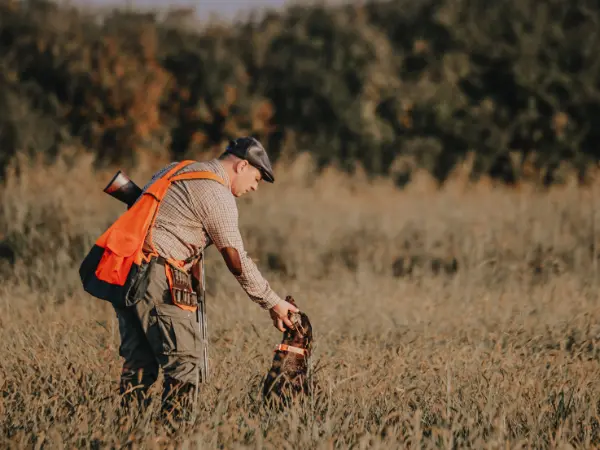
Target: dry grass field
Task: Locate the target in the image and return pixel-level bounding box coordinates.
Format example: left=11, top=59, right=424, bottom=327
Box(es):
left=2, top=151, right=600, bottom=449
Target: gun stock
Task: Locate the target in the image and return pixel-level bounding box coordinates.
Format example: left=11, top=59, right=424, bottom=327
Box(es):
left=104, top=171, right=142, bottom=207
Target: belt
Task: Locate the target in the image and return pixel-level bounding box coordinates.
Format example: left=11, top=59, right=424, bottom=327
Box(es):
left=154, top=254, right=200, bottom=267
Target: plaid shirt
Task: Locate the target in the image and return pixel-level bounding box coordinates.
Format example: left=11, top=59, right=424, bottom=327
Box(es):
left=140, top=159, right=282, bottom=310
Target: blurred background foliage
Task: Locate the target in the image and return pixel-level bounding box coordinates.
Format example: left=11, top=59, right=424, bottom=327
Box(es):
left=2, top=0, right=600, bottom=186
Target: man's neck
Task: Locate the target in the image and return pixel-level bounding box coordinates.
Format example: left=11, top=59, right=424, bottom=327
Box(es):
left=217, top=159, right=235, bottom=189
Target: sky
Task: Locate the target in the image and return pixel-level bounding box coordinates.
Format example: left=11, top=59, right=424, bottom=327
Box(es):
left=72, top=0, right=340, bottom=20
left=130, top=0, right=286, bottom=18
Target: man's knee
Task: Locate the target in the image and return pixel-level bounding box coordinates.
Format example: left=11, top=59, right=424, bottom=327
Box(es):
left=162, top=359, right=203, bottom=385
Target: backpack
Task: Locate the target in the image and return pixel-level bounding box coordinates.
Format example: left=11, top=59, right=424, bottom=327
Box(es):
left=79, top=160, right=226, bottom=308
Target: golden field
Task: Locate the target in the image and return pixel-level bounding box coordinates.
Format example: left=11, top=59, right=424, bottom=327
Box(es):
left=1, top=151, right=600, bottom=449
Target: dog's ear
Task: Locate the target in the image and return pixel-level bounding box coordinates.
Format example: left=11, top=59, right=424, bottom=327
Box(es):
left=285, top=295, right=297, bottom=307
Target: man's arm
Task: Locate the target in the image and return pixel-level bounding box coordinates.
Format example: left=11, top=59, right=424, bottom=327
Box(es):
left=203, top=197, right=282, bottom=310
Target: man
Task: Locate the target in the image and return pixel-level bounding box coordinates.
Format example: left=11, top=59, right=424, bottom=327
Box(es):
left=115, top=136, right=299, bottom=420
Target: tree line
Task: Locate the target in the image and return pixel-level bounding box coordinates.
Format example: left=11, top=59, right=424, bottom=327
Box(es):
left=1, top=0, right=599, bottom=186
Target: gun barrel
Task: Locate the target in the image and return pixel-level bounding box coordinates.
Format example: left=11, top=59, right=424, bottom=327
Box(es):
left=104, top=171, right=143, bottom=207
left=199, top=251, right=210, bottom=382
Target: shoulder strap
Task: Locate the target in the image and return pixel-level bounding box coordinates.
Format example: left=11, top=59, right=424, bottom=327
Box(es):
left=169, top=171, right=227, bottom=186
left=144, top=160, right=204, bottom=200
left=164, top=160, right=196, bottom=180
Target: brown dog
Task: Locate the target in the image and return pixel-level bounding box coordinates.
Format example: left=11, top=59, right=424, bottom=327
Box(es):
left=262, top=296, right=313, bottom=408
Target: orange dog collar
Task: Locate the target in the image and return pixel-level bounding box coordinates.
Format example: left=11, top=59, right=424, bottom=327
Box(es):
left=275, top=344, right=308, bottom=357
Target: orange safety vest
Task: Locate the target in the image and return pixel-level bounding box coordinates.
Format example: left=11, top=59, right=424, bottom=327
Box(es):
left=79, top=160, right=226, bottom=308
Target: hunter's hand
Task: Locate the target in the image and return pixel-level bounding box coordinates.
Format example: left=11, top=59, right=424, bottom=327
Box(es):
left=269, top=299, right=300, bottom=332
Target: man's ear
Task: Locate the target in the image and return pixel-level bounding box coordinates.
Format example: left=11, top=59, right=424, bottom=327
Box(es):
left=234, top=159, right=248, bottom=174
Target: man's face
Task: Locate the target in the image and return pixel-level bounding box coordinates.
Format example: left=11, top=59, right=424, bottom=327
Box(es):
left=232, top=160, right=262, bottom=197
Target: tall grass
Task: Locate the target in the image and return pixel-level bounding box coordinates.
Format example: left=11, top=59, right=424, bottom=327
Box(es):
left=1, top=151, right=600, bottom=448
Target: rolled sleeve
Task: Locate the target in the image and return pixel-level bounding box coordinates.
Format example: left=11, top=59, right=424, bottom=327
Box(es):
left=203, top=194, right=282, bottom=310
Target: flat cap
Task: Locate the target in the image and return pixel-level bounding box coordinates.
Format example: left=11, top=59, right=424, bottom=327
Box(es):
left=225, top=137, right=275, bottom=183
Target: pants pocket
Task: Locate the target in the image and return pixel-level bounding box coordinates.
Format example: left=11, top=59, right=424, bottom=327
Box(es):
left=153, top=303, right=198, bottom=356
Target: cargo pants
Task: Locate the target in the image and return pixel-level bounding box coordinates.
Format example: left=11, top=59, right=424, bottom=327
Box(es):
left=113, top=258, right=202, bottom=417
